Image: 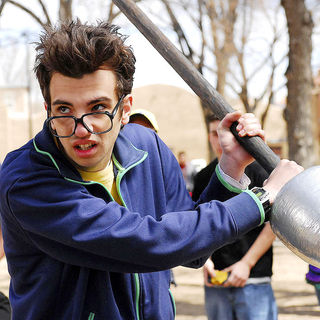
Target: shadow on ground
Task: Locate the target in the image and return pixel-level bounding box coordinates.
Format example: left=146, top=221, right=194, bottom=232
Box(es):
left=276, top=289, right=315, bottom=298
left=175, top=301, right=206, bottom=316
left=278, top=305, right=320, bottom=316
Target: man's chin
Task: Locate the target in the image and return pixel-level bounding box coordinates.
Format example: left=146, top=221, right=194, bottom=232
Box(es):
left=71, top=159, right=96, bottom=172
left=69, top=157, right=110, bottom=172
left=64, top=152, right=96, bottom=172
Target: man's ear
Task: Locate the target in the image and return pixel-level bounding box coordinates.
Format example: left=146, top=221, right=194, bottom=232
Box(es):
left=44, top=102, right=55, bottom=130
left=121, top=94, right=133, bottom=125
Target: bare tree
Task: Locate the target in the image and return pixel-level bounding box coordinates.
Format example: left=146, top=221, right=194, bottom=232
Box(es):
left=145, top=0, right=286, bottom=162
left=281, top=0, right=316, bottom=167
left=205, top=0, right=238, bottom=97
left=0, top=0, right=76, bottom=25
left=154, top=0, right=286, bottom=124
left=230, top=1, right=286, bottom=116
left=59, top=0, right=73, bottom=21
left=0, top=0, right=52, bottom=26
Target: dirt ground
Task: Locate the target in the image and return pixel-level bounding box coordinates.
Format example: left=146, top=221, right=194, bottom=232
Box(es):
left=171, top=240, right=320, bottom=320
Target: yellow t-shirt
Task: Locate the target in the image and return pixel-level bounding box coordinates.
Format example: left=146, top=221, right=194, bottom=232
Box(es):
left=78, top=161, right=122, bottom=205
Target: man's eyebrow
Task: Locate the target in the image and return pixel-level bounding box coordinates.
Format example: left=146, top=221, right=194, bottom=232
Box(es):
left=88, top=97, right=112, bottom=105
left=51, top=97, right=113, bottom=106
left=52, top=99, right=72, bottom=106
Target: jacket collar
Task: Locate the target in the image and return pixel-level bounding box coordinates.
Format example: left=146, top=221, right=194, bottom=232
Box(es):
left=33, top=122, right=147, bottom=180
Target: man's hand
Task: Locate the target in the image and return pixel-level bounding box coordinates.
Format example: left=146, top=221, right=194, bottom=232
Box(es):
left=203, top=259, right=216, bottom=287
left=263, top=159, right=304, bottom=204
left=218, top=111, right=265, bottom=181
left=222, top=260, right=250, bottom=287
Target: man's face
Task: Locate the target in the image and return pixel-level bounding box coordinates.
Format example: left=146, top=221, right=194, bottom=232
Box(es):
left=47, top=69, right=132, bottom=171
left=208, top=120, right=222, bottom=158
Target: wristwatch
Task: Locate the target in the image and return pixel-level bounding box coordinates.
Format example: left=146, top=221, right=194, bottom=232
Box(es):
left=251, top=187, right=272, bottom=221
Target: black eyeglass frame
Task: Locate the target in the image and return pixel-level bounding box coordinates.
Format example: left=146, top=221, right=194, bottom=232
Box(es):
left=46, top=95, right=125, bottom=138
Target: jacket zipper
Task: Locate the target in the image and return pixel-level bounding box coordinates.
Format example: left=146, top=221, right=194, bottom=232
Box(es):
left=64, top=169, right=143, bottom=320
left=88, top=312, right=95, bottom=320
left=134, top=273, right=142, bottom=320
left=112, top=153, right=148, bottom=320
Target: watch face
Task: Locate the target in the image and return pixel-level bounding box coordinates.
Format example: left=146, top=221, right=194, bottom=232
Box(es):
left=251, top=187, right=271, bottom=221
left=254, top=189, right=265, bottom=198
left=251, top=187, right=269, bottom=204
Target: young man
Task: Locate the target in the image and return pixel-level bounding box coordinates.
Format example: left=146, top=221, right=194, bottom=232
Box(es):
left=0, top=20, right=302, bottom=320
left=193, top=115, right=277, bottom=320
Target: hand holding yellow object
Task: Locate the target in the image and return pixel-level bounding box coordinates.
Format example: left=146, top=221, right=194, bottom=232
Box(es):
left=208, top=270, right=230, bottom=285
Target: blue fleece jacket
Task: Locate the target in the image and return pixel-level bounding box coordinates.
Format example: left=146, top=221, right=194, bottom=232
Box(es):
left=0, top=123, right=263, bottom=320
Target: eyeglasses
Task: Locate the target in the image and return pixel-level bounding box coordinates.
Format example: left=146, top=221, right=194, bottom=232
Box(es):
left=46, top=95, right=125, bottom=138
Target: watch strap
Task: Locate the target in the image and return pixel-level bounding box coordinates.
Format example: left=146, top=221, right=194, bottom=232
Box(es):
left=250, top=187, right=271, bottom=221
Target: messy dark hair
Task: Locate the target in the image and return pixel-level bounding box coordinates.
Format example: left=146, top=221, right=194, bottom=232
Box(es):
left=34, top=19, right=136, bottom=108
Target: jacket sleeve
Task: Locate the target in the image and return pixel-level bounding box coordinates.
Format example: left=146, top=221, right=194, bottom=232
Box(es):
left=2, top=151, right=262, bottom=274
left=142, top=133, right=264, bottom=268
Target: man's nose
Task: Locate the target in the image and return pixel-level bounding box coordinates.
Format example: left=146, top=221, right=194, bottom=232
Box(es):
left=74, top=120, right=91, bottom=137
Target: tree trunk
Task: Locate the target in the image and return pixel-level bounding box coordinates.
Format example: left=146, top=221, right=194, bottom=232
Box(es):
left=59, top=0, right=73, bottom=22
left=281, top=0, right=315, bottom=168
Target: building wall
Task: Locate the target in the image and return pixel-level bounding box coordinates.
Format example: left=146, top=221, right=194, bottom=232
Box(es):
left=0, top=88, right=45, bottom=163
left=132, top=84, right=209, bottom=163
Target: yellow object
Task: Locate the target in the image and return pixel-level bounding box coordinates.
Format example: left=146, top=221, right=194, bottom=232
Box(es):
left=129, top=109, right=159, bottom=132
left=209, top=270, right=229, bottom=285
left=78, top=161, right=122, bottom=205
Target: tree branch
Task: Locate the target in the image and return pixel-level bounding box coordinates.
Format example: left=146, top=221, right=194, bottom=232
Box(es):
left=6, top=0, right=46, bottom=27
left=107, top=2, right=120, bottom=22
left=159, top=0, right=195, bottom=60
left=228, top=67, right=242, bottom=87
left=37, top=0, right=51, bottom=25
left=196, top=0, right=206, bottom=73
left=225, top=79, right=241, bottom=97
left=0, top=0, right=9, bottom=16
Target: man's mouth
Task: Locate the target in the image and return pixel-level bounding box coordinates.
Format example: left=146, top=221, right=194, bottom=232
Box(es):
left=75, top=143, right=96, bottom=151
